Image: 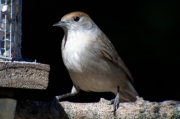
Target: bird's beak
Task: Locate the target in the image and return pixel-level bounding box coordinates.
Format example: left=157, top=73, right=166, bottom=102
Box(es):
left=53, top=21, right=67, bottom=27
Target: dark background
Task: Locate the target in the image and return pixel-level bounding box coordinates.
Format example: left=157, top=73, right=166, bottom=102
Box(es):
left=16, top=0, right=180, bottom=102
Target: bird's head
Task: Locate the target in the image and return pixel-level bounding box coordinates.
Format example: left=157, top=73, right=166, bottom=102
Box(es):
left=53, top=11, right=95, bottom=31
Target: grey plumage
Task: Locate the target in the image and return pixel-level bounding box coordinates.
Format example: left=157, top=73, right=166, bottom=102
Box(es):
left=54, top=11, right=138, bottom=115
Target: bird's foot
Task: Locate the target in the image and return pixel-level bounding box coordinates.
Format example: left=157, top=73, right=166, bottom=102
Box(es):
left=106, top=99, right=115, bottom=105
left=106, top=93, right=120, bottom=116
left=56, top=96, right=61, bottom=100
left=113, top=93, right=120, bottom=116
left=55, top=93, right=71, bottom=100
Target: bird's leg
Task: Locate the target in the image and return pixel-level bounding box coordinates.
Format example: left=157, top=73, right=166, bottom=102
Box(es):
left=56, top=85, right=80, bottom=100
left=112, top=86, right=120, bottom=116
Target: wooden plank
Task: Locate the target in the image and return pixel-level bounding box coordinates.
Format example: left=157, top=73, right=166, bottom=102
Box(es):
left=14, top=97, right=180, bottom=119
left=0, top=98, right=17, bottom=119
left=0, top=61, right=50, bottom=90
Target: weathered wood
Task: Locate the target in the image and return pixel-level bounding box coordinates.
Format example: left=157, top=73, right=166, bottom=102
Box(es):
left=14, top=97, right=180, bottom=119
left=0, top=61, right=50, bottom=89
left=60, top=97, right=180, bottom=119
left=0, top=98, right=17, bottom=119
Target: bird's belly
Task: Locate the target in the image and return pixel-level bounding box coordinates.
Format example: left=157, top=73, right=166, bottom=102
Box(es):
left=72, top=75, right=115, bottom=92
left=71, top=71, right=126, bottom=93
left=67, top=57, right=127, bottom=93
left=63, top=48, right=127, bottom=93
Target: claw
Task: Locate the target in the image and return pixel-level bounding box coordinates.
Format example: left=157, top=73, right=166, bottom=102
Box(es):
left=56, top=96, right=60, bottom=100
left=113, top=92, right=120, bottom=116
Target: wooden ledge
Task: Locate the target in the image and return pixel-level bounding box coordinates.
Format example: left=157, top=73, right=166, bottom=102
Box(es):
left=14, top=97, right=180, bottom=119
left=0, top=61, right=50, bottom=90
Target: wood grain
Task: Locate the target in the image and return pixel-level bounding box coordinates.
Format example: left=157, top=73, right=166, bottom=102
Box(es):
left=0, top=61, right=50, bottom=89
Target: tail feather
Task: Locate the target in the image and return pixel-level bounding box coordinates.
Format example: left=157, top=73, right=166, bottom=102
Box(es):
left=120, top=82, right=138, bottom=102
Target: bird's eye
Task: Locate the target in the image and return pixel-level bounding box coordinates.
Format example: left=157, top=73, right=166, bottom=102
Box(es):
left=74, top=16, right=80, bottom=22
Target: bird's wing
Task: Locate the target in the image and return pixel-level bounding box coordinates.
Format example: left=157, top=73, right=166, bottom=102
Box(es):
left=97, top=34, right=134, bottom=85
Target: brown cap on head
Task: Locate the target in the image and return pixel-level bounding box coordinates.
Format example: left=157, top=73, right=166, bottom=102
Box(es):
left=61, top=11, right=89, bottom=21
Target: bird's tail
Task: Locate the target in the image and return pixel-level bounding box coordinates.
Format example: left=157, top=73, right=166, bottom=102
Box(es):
left=120, top=82, right=138, bottom=102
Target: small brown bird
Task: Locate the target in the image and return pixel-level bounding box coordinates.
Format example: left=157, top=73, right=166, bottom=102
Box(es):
left=54, top=11, right=138, bottom=115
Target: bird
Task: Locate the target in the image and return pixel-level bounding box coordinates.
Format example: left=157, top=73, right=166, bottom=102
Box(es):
left=53, top=11, right=139, bottom=115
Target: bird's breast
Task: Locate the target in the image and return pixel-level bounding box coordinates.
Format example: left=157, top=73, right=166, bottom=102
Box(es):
left=61, top=31, right=127, bottom=93
left=62, top=32, right=95, bottom=72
